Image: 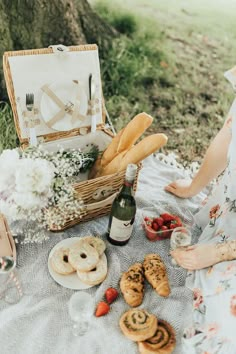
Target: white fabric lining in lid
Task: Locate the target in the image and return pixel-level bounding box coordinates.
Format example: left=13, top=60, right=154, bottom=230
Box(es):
left=8, top=48, right=103, bottom=139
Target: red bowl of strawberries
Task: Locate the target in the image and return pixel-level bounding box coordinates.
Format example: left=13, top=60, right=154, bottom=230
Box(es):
left=142, top=204, right=194, bottom=242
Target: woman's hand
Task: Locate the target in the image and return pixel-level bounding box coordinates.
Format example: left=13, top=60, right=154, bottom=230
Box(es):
left=171, top=244, right=218, bottom=270
left=164, top=179, right=195, bottom=198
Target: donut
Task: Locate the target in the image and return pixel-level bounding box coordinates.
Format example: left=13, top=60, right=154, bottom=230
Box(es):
left=50, top=247, right=76, bottom=275
left=77, top=254, right=107, bottom=285
left=82, top=236, right=106, bottom=256
left=68, top=239, right=99, bottom=272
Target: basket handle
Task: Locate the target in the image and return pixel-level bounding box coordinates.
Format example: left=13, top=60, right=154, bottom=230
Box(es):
left=85, top=192, right=118, bottom=211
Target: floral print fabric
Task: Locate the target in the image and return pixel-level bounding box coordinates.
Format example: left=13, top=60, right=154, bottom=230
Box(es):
left=182, top=72, right=236, bottom=353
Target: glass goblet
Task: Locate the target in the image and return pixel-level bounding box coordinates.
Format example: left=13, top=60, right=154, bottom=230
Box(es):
left=0, top=256, right=23, bottom=304
left=170, top=226, right=192, bottom=267
left=68, top=291, right=93, bottom=336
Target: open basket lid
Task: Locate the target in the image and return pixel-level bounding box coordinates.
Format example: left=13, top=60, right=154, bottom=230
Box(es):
left=0, top=214, right=16, bottom=261
left=3, top=44, right=106, bottom=146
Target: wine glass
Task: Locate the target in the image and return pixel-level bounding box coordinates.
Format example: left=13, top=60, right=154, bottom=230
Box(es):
left=170, top=226, right=192, bottom=267
left=0, top=256, right=23, bottom=304
left=68, top=291, right=94, bottom=336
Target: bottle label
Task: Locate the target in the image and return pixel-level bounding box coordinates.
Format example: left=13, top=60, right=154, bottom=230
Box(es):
left=109, top=217, right=134, bottom=242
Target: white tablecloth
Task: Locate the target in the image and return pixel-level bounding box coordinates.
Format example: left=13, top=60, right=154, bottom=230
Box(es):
left=0, top=155, right=206, bottom=354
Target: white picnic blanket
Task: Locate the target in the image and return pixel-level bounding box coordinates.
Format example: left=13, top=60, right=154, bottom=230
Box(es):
left=0, top=154, right=207, bottom=354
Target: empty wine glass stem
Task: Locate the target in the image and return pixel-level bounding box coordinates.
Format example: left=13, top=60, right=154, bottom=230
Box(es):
left=72, top=320, right=89, bottom=336
left=9, top=271, right=23, bottom=297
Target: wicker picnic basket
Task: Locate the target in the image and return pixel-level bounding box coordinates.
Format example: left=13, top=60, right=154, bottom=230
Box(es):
left=3, top=44, right=140, bottom=231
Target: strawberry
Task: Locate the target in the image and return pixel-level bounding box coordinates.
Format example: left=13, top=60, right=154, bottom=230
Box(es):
left=169, top=216, right=182, bottom=230
left=169, top=223, right=177, bottom=229
left=95, top=302, right=110, bottom=317
left=172, top=215, right=182, bottom=227
left=144, top=217, right=153, bottom=226
left=144, top=216, right=153, bottom=222
left=152, top=222, right=159, bottom=231
left=105, top=287, right=119, bottom=304
left=161, top=225, right=168, bottom=231
left=160, top=225, right=171, bottom=238
left=160, top=213, right=175, bottom=222
left=145, top=225, right=157, bottom=241
left=154, top=217, right=164, bottom=227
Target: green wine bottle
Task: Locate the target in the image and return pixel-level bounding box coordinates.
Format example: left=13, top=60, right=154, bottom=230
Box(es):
left=107, top=164, right=137, bottom=246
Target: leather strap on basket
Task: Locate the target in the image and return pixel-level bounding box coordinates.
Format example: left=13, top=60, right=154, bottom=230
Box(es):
left=41, top=84, right=86, bottom=128
left=71, top=81, right=86, bottom=125
left=23, top=109, right=40, bottom=128
left=85, top=192, right=118, bottom=211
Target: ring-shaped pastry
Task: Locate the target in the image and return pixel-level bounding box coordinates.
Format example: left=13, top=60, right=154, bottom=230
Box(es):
left=68, top=240, right=99, bottom=272
left=50, top=247, right=75, bottom=275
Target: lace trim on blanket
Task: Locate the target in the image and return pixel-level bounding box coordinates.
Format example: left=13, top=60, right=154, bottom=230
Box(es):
left=154, top=152, right=200, bottom=179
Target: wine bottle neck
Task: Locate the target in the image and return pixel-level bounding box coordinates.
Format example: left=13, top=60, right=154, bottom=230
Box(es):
left=120, top=179, right=134, bottom=195
left=124, top=180, right=134, bottom=187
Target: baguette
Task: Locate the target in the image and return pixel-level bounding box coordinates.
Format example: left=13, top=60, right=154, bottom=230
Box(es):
left=118, top=133, right=167, bottom=171
left=101, top=128, right=125, bottom=167
left=116, top=112, right=153, bottom=153
left=97, top=150, right=128, bottom=177
left=99, top=133, right=167, bottom=176
left=88, top=156, right=102, bottom=179
left=101, top=112, right=153, bottom=168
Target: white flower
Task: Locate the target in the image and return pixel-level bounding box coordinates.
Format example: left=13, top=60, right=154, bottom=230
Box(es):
left=13, top=191, right=47, bottom=210
left=0, top=198, right=19, bottom=220
left=0, top=149, right=20, bottom=191
left=0, top=145, right=96, bottom=242
left=15, top=159, right=55, bottom=194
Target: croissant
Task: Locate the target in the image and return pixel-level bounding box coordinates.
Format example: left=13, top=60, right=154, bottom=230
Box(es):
left=119, top=309, right=158, bottom=342
left=143, top=254, right=170, bottom=297
left=120, top=263, right=145, bottom=307
left=138, top=319, right=176, bottom=354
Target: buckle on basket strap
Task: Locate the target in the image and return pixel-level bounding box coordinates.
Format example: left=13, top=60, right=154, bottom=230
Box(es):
left=92, top=187, right=114, bottom=201
left=85, top=192, right=118, bottom=211
left=49, top=44, right=69, bottom=54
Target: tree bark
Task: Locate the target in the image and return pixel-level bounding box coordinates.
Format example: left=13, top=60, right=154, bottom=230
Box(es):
left=0, top=0, right=117, bottom=99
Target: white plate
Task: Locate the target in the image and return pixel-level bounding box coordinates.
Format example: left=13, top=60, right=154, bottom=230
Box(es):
left=40, top=80, right=88, bottom=131
left=48, top=237, right=107, bottom=290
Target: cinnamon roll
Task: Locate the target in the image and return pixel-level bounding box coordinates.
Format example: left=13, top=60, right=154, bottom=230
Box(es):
left=143, top=254, right=170, bottom=297
left=138, top=319, right=176, bottom=354
left=120, top=263, right=145, bottom=307
left=119, top=309, right=158, bottom=342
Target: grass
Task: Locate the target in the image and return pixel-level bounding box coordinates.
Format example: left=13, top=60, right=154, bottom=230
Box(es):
left=1, top=0, right=236, bottom=163
left=0, top=102, right=18, bottom=151
left=93, top=0, right=236, bottom=162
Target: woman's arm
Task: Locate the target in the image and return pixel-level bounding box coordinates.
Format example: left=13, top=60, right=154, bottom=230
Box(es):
left=171, top=240, right=236, bottom=270
left=164, top=120, right=232, bottom=198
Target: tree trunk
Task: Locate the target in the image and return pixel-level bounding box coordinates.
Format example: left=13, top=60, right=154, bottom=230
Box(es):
left=0, top=0, right=117, bottom=99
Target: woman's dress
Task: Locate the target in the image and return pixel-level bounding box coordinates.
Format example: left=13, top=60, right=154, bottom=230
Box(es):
left=182, top=67, right=236, bottom=354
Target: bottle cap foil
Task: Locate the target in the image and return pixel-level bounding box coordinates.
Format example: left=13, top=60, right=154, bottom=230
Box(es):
left=125, top=164, right=137, bottom=181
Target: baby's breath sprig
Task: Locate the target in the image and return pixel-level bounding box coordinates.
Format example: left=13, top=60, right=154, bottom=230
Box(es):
left=0, top=145, right=99, bottom=243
